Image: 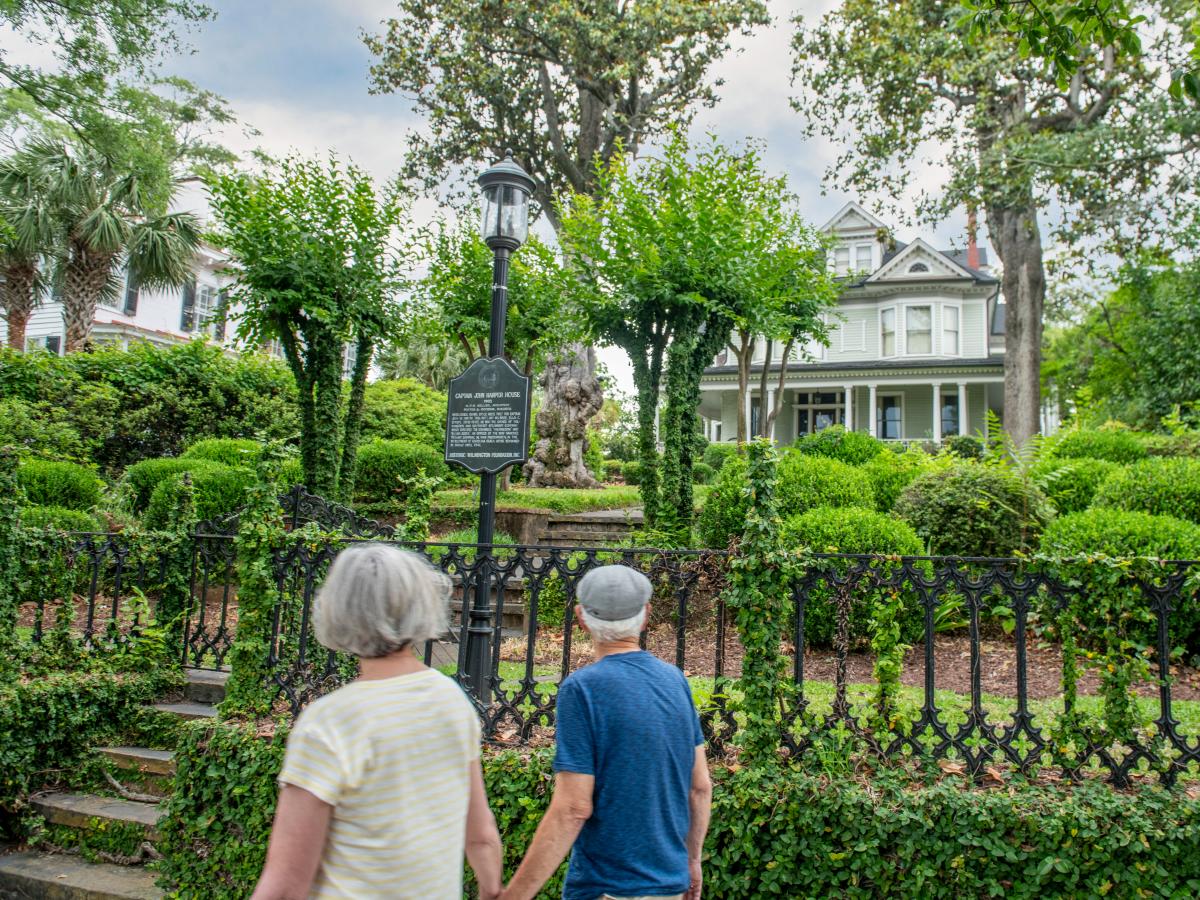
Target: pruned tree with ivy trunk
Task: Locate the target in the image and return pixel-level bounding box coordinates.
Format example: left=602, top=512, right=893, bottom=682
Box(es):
left=404, top=220, right=585, bottom=486
left=364, top=0, right=770, bottom=486
left=207, top=156, right=406, bottom=501
left=560, top=133, right=835, bottom=537
left=791, top=0, right=1178, bottom=446
left=0, top=138, right=202, bottom=352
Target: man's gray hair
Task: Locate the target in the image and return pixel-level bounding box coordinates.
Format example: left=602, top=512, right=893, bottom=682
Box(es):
left=580, top=604, right=647, bottom=643
left=314, top=543, right=450, bottom=658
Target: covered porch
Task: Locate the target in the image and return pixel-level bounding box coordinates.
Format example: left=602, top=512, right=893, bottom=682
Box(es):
left=698, top=370, right=1004, bottom=445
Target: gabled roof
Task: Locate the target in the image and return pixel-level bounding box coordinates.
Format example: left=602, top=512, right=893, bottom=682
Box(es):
left=867, top=238, right=978, bottom=283
left=820, top=201, right=887, bottom=234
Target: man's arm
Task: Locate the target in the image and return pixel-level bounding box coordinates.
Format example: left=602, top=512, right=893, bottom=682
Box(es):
left=250, top=785, right=333, bottom=900
left=685, top=745, right=713, bottom=900
left=466, top=758, right=504, bottom=900
left=500, top=772, right=594, bottom=900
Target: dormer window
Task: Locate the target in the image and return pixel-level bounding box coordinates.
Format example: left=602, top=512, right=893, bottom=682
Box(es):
left=908, top=262, right=930, bottom=274
left=833, top=245, right=851, bottom=275
left=855, top=243, right=873, bottom=272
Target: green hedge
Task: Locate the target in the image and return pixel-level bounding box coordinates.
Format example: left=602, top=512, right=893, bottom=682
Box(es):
left=0, top=670, right=180, bottom=833
left=1034, top=457, right=1120, bottom=515
left=780, top=507, right=926, bottom=646
left=862, top=447, right=934, bottom=513
left=145, top=465, right=257, bottom=528
left=776, top=450, right=875, bottom=517
left=360, top=378, right=446, bottom=448
left=944, top=434, right=983, bottom=459
left=696, top=455, right=749, bottom=549
left=691, top=461, right=715, bottom=485
left=156, top=728, right=1200, bottom=900
left=123, top=457, right=226, bottom=511
left=182, top=438, right=264, bottom=468
left=1092, top=457, right=1200, bottom=525
left=702, top=443, right=740, bottom=472
left=354, top=439, right=449, bottom=505
left=19, top=505, right=102, bottom=532
left=1050, top=428, right=1149, bottom=464
left=895, top=464, right=1047, bottom=556
left=17, top=459, right=102, bottom=510
left=793, top=425, right=885, bottom=465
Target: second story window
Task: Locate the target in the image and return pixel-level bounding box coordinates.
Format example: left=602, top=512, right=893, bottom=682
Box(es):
left=881, top=307, right=896, bottom=356
left=123, top=273, right=139, bottom=316
left=855, top=243, right=873, bottom=272
left=906, top=305, right=932, bottom=354
left=943, top=306, right=960, bottom=355
left=833, top=245, right=851, bottom=275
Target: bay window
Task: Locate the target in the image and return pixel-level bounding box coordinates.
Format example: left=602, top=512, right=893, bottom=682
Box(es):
left=943, top=306, right=960, bottom=355
left=906, top=305, right=932, bottom=354
left=881, top=307, right=896, bottom=356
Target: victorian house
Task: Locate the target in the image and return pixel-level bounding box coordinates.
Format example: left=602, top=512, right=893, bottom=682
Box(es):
left=698, top=202, right=1008, bottom=444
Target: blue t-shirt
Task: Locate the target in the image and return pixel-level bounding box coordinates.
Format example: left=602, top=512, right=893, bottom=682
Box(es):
left=553, top=651, right=704, bottom=900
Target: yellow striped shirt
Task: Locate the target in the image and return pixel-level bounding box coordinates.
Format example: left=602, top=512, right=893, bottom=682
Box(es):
left=278, top=668, right=481, bottom=899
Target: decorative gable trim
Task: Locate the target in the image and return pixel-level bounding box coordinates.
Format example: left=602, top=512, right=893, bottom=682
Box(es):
left=820, top=201, right=887, bottom=234
left=867, top=238, right=975, bottom=282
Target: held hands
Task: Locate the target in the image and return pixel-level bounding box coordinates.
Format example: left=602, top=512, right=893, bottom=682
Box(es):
left=686, top=857, right=703, bottom=900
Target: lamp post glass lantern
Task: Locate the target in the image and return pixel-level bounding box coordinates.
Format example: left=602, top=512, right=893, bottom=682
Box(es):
left=460, top=151, right=534, bottom=704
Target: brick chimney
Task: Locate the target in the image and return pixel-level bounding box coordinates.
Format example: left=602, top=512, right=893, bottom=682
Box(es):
left=966, top=206, right=981, bottom=270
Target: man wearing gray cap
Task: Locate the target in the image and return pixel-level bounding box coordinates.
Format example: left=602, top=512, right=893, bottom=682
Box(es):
left=501, top=565, right=712, bottom=900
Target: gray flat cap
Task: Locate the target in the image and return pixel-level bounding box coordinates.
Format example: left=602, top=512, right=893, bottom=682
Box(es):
left=576, top=565, right=652, bottom=621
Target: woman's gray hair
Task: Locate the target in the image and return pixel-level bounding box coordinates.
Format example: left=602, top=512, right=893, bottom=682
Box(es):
left=314, top=543, right=450, bottom=658
left=580, top=605, right=646, bottom=643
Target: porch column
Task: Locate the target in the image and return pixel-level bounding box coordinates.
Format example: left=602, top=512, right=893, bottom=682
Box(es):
left=958, top=382, right=969, bottom=436
left=766, top=388, right=777, bottom=440
left=932, top=383, right=942, bottom=444
left=868, top=383, right=878, bottom=437
left=844, top=383, right=854, bottom=431
left=744, top=389, right=753, bottom=441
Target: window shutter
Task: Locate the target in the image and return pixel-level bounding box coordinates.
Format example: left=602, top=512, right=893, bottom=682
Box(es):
left=214, top=290, right=228, bottom=341
left=180, top=281, right=196, bottom=332
left=123, top=272, right=139, bottom=316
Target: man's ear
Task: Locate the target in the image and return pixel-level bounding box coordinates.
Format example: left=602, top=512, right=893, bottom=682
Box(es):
left=574, top=604, right=589, bottom=633
left=642, top=603, right=651, bottom=632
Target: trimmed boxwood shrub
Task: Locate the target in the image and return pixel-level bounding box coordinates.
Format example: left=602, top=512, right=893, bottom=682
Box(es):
left=1033, top=457, right=1120, bottom=515
left=1092, top=457, right=1200, bottom=525
left=776, top=450, right=875, bottom=518
left=691, top=461, right=715, bottom=485
left=696, top=455, right=749, bottom=549
left=703, top=443, right=740, bottom=472
left=781, top=506, right=926, bottom=646
left=360, top=378, right=445, bottom=448
left=1040, top=508, right=1200, bottom=653
left=145, top=464, right=257, bottom=528
left=16, top=460, right=102, bottom=510
left=277, top=457, right=305, bottom=491
left=354, top=439, right=449, bottom=505
left=862, top=447, right=932, bottom=513
left=793, top=424, right=885, bottom=466
left=895, top=464, right=1047, bottom=557
left=157, top=726, right=1200, bottom=900
left=19, top=505, right=102, bottom=533
left=181, top=438, right=264, bottom=467
left=122, top=457, right=226, bottom=511
left=602, top=459, right=624, bottom=482
left=1139, top=432, right=1200, bottom=458
left=944, top=434, right=983, bottom=459
left=1051, top=428, right=1148, bottom=464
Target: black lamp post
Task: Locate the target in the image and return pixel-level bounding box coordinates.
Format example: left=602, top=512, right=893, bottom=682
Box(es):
left=463, top=151, right=535, bottom=703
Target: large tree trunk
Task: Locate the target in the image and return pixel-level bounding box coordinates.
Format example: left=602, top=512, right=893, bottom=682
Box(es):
left=524, top=345, right=604, bottom=487
left=62, top=246, right=115, bottom=353
left=629, top=342, right=664, bottom=526
left=757, top=339, right=774, bottom=437
left=337, top=332, right=374, bottom=502
left=987, top=194, right=1046, bottom=446
left=305, top=325, right=344, bottom=498
left=732, top=331, right=752, bottom=443
left=1, top=261, right=38, bottom=350
left=765, top=337, right=796, bottom=436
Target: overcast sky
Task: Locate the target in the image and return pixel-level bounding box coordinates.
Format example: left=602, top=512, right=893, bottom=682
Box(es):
left=10, top=0, right=988, bottom=393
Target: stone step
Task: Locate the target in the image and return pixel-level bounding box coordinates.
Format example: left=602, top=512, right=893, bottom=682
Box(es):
left=31, top=794, right=161, bottom=843
left=183, top=668, right=228, bottom=705
left=536, top=532, right=628, bottom=547
left=93, top=748, right=174, bottom=800
left=0, top=850, right=163, bottom=899
left=150, top=701, right=215, bottom=721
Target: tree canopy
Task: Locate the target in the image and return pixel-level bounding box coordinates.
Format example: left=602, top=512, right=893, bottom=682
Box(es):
left=207, top=156, right=407, bottom=499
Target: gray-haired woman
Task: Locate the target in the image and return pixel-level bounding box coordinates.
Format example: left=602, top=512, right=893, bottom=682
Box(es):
left=251, top=543, right=502, bottom=900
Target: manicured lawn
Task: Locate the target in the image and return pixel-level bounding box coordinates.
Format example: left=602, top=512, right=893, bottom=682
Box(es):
left=433, top=484, right=711, bottom=516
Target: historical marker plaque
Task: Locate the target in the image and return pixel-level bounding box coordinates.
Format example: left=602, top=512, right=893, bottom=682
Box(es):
left=445, top=357, right=532, bottom=474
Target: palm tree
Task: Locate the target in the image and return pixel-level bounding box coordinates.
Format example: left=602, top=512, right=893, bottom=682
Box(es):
left=0, top=157, right=55, bottom=350
left=9, top=139, right=202, bottom=352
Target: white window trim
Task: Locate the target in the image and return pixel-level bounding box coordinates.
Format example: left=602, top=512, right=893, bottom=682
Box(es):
left=792, top=390, right=847, bottom=438
left=876, top=392, right=905, bottom=441
left=879, top=306, right=897, bottom=358
left=941, top=302, right=963, bottom=357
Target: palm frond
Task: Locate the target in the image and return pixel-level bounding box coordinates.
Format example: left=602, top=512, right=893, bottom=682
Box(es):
left=126, top=211, right=202, bottom=289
